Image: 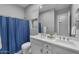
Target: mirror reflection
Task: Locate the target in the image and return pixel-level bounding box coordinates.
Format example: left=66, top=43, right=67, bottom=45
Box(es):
left=73, top=8, right=79, bottom=38
left=38, top=4, right=71, bottom=37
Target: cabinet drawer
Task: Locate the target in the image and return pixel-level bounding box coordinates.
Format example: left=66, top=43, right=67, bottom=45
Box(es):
left=31, top=38, right=44, bottom=46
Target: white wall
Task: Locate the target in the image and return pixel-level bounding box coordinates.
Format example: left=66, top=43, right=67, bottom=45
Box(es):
left=0, top=4, right=24, bottom=19
left=24, top=4, right=40, bottom=20
left=24, top=4, right=40, bottom=35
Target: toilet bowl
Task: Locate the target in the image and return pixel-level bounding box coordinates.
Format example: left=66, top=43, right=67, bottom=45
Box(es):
left=21, top=42, right=31, bottom=54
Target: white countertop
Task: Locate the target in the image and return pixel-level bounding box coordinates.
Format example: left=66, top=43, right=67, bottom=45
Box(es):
left=30, top=34, right=79, bottom=52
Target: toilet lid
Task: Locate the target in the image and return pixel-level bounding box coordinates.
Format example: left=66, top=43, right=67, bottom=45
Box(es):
left=22, top=42, right=31, bottom=49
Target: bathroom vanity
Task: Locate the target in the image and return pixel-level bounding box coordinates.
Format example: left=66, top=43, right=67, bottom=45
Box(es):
left=30, top=34, right=79, bottom=54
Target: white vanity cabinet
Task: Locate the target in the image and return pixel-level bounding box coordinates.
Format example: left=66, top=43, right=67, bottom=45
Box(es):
left=31, top=38, right=43, bottom=54
left=31, top=38, right=53, bottom=54
left=31, top=37, right=79, bottom=54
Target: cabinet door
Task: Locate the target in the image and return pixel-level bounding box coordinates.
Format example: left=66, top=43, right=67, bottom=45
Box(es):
left=31, top=43, right=43, bottom=54
left=41, top=44, right=52, bottom=54
left=52, top=45, right=78, bottom=54
left=31, top=39, right=44, bottom=54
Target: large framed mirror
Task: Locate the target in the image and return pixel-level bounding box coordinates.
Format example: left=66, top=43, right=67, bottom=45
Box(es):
left=38, top=4, right=71, bottom=37
left=73, top=8, right=79, bottom=38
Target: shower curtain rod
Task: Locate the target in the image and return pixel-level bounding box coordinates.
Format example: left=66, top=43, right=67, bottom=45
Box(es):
left=0, top=15, right=25, bottom=20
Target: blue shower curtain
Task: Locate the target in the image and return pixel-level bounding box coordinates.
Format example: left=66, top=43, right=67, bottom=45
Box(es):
left=8, top=17, right=16, bottom=54
left=15, top=19, right=30, bottom=52
left=0, top=16, right=30, bottom=54
left=0, top=16, right=8, bottom=54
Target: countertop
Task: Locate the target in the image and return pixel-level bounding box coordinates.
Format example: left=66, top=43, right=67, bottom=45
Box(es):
left=30, top=34, right=79, bottom=52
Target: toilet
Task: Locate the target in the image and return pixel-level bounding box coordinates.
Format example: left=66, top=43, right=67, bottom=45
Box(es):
left=21, top=42, right=31, bottom=54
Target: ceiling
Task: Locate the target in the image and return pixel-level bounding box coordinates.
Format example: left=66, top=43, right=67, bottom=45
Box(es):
left=18, top=4, right=71, bottom=12
left=40, top=4, right=71, bottom=12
